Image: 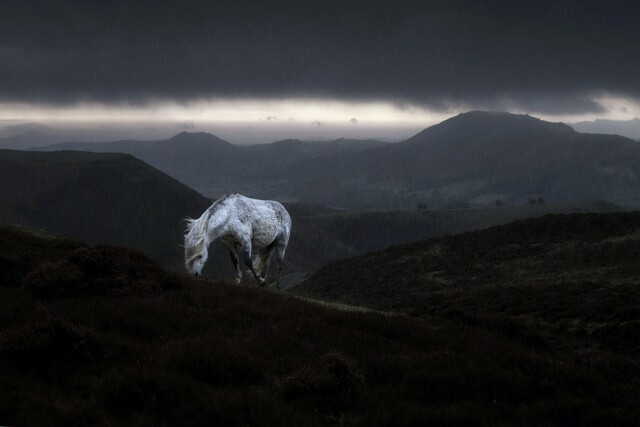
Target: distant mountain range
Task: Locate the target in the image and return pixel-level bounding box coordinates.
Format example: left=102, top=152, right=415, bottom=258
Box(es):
left=284, top=111, right=640, bottom=207
left=32, top=112, right=640, bottom=208
left=34, top=134, right=387, bottom=199
left=571, top=117, right=640, bottom=140
left=0, top=130, right=60, bottom=150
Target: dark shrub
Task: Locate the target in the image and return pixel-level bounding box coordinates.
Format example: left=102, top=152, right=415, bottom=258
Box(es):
left=66, top=245, right=171, bottom=295
left=0, top=254, right=34, bottom=288
left=0, top=309, right=95, bottom=370
left=169, top=338, right=266, bottom=386
left=159, top=272, right=184, bottom=290
left=592, top=322, right=640, bottom=355
left=68, top=245, right=147, bottom=279
left=280, top=353, right=364, bottom=411
left=22, top=260, right=84, bottom=299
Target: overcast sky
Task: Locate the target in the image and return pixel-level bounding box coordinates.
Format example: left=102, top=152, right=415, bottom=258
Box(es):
left=1, top=0, right=639, bottom=143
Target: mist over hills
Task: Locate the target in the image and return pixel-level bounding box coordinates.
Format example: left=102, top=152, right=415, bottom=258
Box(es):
left=34, top=112, right=640, bottom=208
left=571, top=117, right=640, bottom=140
left=0, top=130, right=59, bottom=151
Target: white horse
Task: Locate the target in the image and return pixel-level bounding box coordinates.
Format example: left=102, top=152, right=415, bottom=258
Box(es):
left=184, top=193, right=291, bottom=287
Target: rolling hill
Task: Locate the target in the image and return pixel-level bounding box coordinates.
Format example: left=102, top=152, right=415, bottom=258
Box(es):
left=295, top=212, right=640, bottom=356
left=285, top=200, right=623, bottom=271
left=1, top=221, right=638, bottom=425
left=35, top=133, right=387, bottom=198
left=0, top=149, right=210, bottom=269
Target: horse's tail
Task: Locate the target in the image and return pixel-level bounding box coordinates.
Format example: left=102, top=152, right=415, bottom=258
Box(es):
left=255, top=240, right=277, bottom=272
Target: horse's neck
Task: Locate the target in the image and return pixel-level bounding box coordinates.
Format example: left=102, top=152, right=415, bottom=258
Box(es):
left=204, top=208, right=229, bottom=243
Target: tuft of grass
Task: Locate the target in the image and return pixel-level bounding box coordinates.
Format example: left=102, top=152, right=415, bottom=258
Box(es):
left=22, top=260, right=85, bottom=299
left=280, top=352, right=364, bottom=412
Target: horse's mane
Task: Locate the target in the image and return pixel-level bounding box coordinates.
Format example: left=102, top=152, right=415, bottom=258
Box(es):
left=184, top=194, right=232, bottom=262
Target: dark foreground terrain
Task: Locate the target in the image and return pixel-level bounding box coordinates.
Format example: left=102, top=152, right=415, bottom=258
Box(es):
left=1, top=217, right=639, bottom=426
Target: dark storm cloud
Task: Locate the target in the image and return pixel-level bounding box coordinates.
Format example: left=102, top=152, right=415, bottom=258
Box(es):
left=0, top=0, right=638, bottom=114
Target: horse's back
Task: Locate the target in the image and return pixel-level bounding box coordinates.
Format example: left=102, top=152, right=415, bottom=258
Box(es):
left=267, top=200, right=291, bottom=230
left=231, top=194, right=291, bottom=248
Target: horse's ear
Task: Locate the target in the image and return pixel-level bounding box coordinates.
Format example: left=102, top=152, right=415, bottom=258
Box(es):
left=181, top=217, right=194, bottom=230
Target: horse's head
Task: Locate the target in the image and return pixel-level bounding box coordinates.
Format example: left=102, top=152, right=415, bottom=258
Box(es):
left=185, top=243, right=208, bottom=276
left=184, top=217, right=209, bottom=276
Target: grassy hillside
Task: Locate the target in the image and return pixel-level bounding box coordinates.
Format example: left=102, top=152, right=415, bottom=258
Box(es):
left=283, top=200, right=622, bottom=272
left=1, top=222, right=638, bottom=425
left=296, top=212, right=640, bottom=357
left=0, top=149, right=210, bottom=269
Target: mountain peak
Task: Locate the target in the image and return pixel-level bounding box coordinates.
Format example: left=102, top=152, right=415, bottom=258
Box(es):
left=406, top=111, right=575, bottom=145
left=166, top=132, right=233, bottom=147
left=170, top=131, right=225, bottom=140
left=448, top=111, right=573, bottom=131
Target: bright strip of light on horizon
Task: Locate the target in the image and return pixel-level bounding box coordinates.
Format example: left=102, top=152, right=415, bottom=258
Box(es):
left=0, top=95, right=638, bottom=126
left=0, top=99, right=450, bottom=125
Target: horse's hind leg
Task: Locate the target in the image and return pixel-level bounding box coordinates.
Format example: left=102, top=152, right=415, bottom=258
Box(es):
left=273, top=245, right=286, bottom=290
left=259, top=251, right=271, bottom=280
left=224, top=241, right=242, bottom=284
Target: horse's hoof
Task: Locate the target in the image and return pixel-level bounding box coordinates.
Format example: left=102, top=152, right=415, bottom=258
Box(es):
left=234, top=278, right=241, bottom=285
left=258, top=278, right=266, bottom=287
left=265, top=280, right=280, bottom=290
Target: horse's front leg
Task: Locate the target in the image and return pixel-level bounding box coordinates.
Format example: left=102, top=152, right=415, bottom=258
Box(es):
left=241, top=242, right=265, bottom=286
left=229, top=248, right=242, bottom=285
left=223, top=241, right=242, bottom=284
